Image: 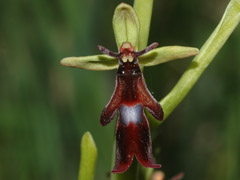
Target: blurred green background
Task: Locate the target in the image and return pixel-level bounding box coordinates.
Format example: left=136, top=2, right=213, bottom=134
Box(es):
left=0, top=0, right=239, bottom=180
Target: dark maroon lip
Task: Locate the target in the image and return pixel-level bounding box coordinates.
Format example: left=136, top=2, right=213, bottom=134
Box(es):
left=99, top=42, right=164, bottom=173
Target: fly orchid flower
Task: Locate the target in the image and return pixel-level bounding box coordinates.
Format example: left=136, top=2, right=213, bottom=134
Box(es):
left=98, top=42, right=163, bottom=173
left=61, top=42, right=199, bottom=173
left=60, top=2, right=199, bottom=175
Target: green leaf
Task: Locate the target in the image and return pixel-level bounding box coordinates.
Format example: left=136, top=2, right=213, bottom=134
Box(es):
left=139, top=46, right=199, bottom=66
left=79, top=132, right=98, bottom=180
left=113, top=3, right=140, bottom=50
left=159, top=0, right=240, bottom=121
left=60, top=55, right=118, bottom=71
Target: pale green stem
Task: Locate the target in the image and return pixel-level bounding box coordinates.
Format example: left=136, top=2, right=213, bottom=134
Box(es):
left=160, top=0, right=240, bottom=121
left=134, top=0, right=154, bottom=50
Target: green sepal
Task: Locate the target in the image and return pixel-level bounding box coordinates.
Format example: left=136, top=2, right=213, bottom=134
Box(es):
left=60, top=55, right=118, bottom=71
left=139, top=46, right=199, bottom=67
left=113, top=3, right=140, bottom=50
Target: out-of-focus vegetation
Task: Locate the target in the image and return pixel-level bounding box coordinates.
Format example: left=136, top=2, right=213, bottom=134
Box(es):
left=0, top=0, right=239, bottom=180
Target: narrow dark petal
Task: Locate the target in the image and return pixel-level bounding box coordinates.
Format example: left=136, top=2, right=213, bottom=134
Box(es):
left=98, top=45, right=120, bottom=58
left=135, top=42, right=159, bottom=57
left=134, top=112, right=161, bottom=168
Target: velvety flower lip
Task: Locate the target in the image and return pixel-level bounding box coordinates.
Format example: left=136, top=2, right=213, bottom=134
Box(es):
left=99, top=42, right=163, bottom=173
